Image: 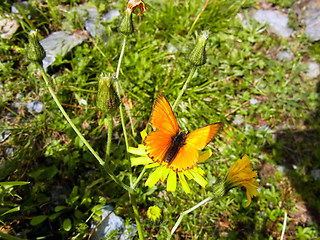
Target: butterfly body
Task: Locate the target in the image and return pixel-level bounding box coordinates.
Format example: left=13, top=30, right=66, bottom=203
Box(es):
left=164, top=131, right=187, bottom=165
left=144, top=94, right=223, bottom=172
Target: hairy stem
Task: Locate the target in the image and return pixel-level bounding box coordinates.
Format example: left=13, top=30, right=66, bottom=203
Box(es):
left=172, top=66, right=197, bottom=110
left=37, top=63, right=132, bottom=193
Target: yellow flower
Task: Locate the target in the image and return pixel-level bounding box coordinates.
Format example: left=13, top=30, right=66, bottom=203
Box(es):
left=147, top=206, right=162, bottom=222
left=128, top=130, right=210, bottom=193
left=126, top=0, right=146, bottom=16
left=225, top=155, right=259, bottom=206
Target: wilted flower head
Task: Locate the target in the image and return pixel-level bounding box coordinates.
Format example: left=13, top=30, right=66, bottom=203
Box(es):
left=126, top=0, right=146, bottom=16
left=225, top=154, right=259, bottom=206
left=119, top=0, right=146, bottom=35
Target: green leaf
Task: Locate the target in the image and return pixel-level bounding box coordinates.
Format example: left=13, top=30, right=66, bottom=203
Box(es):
left=30, top=215, right=48, bottom=226
left=63, top=218, right=72, bottom=231
left=55, top=205, right=67, bottom=212
left=0, top=206, right=20, bottom=216
left=0, top=182, right=30, bottom=187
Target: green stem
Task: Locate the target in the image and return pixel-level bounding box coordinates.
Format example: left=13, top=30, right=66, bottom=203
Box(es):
left=172, top=66, right=197, bottom=110
left=170, top=196, right=213, bottom=238
left=115, top=36, right=144, bottom=240
left=132, top=165, right=146, bottom=189
left=37, top=62, right=132, bottom=193
left=130, top=193, right=144, bottom=240
left=116, top=37, right=127, bottom=79
left=105, top=115, right=113, bottom=158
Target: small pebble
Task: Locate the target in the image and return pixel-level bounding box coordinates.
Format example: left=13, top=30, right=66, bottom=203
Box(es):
left=277, top=51, right=293, bottom=61
left=27, top=101, right=43, bottom=113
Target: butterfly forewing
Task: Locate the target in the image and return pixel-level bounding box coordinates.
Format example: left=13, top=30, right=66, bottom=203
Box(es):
left=185, top=123, right=224, bottom=150
left=144, top=130, right=172, bottom=164
left=150, top=94, right=179, bottom=136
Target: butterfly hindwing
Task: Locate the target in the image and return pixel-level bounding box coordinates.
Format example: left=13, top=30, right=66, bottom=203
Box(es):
left=167, top=143, right=199, bottom=171
left=150, top=94, right=179, bottom=136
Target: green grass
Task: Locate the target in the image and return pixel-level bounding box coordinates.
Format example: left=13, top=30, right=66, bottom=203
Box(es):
left=1, top=0, right=320, bottom=239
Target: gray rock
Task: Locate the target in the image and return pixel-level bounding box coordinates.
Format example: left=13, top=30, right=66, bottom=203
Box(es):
left=91, top=205, right=137, bottom=240
left=253, top=10, right=294, bottom=38
left=233, top=115, right=244, bottom=125
left=5, top=147, right=16, bottom=157
left=277, top=50, right=293, bottom=61
left=27, top=101, right=43, bottom=113
left=168, top=43, right=178, bottom=53
left=311, top=169, right=320, bottom=180
left=85, top=8, right=120, bottom=41
left=0, top=15, right=19, bottom=39
left=40, top=31, right=88, bottom=70
left=303, top=1, right=320, bottom=41
left=11, top=1, right=29, bottom=14
left=103, top=9, right=120, bottom=22
left=250, top=98, right=260, bottom=105
left=0, top=130, right=10, bottom=143
left=306, top=62, right=320, bottom=78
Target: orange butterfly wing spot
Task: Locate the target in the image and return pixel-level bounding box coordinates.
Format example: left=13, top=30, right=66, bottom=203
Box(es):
left=150, top=94, right=179, bottom=136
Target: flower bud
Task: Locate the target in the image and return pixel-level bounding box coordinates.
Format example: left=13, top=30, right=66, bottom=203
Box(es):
left=27, top=30, right=46, bottom=63
left=210, top=181, right=227, bottom=199
left=188, top=30, right=209, bottom=66
left=119, top=8, right=134, bottom=35
left=147, top=205, right=162, bottom=223
left=97, top=74, right=120, bottom=115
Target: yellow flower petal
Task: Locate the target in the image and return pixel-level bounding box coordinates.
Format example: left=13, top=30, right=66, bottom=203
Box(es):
left=146, top=162, right=160, bottom=169
left=145, top=166, right=166, bottom=188
left=189, top=169, right=207, bottom=187
left=128, top=145, right=146, bottom=155
left=140, top=129, right=147, bottom=140
left=184, top=170, right=193, bottom=180
left=167, top=170, right=177, bottom=192
left=131, top=156, right=153, bottom=166
left=226, top=154, right=259, bottom=206
left=178, top=172, right=191, bottom=194
left=160, top=167, right=170, bottom=182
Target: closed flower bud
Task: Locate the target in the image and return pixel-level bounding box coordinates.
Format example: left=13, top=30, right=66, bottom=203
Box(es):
left=188, top=30, right=209, bottom=66
left=119, top=8, right=134, bottom=35
left=27, top=30, right=46, bottom=63
left=97, top=74, right=120, bottom=115
left=210, top=181, right=227, bottom=199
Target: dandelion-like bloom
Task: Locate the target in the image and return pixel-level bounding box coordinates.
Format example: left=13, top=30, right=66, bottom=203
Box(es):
left=147, top=206, right=162, bottom=222
left=225, top=154, right=259, bottom=206
left=128, top=130, right=210, bottom=194
left=126, top=0, right=146, bottom=15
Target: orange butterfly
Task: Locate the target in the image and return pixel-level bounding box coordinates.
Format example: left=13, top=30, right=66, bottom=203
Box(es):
left=144, top=94, right=224, bottom=172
